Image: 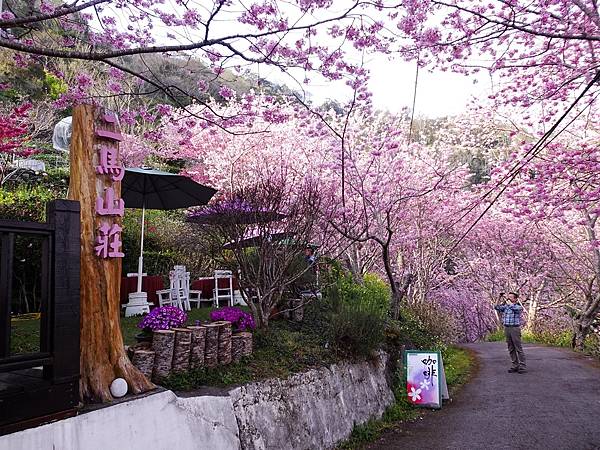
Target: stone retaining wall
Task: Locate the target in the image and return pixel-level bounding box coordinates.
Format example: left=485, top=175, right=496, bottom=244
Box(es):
left=1, top=352, right=394, bottom=450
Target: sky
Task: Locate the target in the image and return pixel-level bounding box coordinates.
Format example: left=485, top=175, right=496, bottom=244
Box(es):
left=369, top=59, right=492, bottom=118
left=303, top=55, right=492, bottom=118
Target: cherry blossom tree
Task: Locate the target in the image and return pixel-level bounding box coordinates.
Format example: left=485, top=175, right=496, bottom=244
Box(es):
left=0, top=102, right=36, bottom=184
left=152, top=98, right=483, bottom=322
left=491, top=127, right=600, bottom=349
left=0, top=0, right=393, bottom=120
left=311, top=109, right=473, bottom=319
left=460, top=212, right=572, bottom=332
left=398, top=0, right=600, bottom=122
left=192, top=174, right=341, bottom=328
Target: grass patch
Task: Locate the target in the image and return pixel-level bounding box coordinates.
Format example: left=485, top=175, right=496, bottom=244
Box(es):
left=443, top=346, right=474, bottom=387
left=487, top=328, right=600, bottom=358
left=487, top=328, right=573, bottom=347
left=9, top=315, right=40, bottom=354
left=162, top=318, right=341, bottom=390
left=337, top=346, right=475, bottom=450
left=120, top=307, right=216, bottom=345
left=486, top=329, right=504, bottom=342
left=9, top=307, right=219, bottom=354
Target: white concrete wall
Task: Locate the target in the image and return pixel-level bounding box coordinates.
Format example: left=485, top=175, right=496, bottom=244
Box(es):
left=231, top=352, right=394, bottom=450
left=1, top=353, right=394, bottom=450
left=0, top=391, right=240, bottom=450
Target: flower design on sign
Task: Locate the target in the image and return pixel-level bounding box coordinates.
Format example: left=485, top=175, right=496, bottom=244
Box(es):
left=408, top=386, right=422, bottom=402
left=419, top=380, right=431, bottom=391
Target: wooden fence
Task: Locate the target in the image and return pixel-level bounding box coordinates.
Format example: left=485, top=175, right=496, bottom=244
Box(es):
left=0, top=200, right=80, bottom=435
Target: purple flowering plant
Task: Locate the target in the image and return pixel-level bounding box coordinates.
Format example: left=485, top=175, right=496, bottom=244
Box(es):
left=138, top=306, right=187, bottom=332
left=210, top=307, right=255, bottom=331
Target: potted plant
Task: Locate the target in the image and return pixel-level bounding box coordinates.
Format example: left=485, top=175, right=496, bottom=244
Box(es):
left=136, top=306, right=188, bottom=343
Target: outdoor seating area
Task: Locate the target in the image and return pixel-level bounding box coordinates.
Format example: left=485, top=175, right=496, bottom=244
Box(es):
left=120, top=267, right=246, bottom=315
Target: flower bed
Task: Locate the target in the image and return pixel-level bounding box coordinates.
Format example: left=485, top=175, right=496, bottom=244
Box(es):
left=209, top=307, right=255, bottom=331
left=128, top=306, right=255, bottom=382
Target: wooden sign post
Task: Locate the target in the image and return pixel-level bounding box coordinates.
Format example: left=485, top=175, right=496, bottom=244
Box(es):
left=404, top=350, right=449, bottom=409
left=68, top=104, right=154, bottom=402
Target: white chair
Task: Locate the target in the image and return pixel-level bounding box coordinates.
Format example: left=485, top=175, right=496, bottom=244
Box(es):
left=233, top=290, right=247, bottom=306
left=156, top=267, right=192, bottom=310
left=188, top=284, right=203, bottom=308
left=190, top=276, right=217, bottom=308
left=156, top=270, right=180, bottom=308
left=213, top=269, right=234, bottom=307
left=173, top=265, right=191, bottom=310
left=185, top=271, right=206, bottom=308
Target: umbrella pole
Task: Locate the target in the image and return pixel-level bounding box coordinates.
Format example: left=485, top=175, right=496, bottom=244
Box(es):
left=136, top=202, right=145, bottom=293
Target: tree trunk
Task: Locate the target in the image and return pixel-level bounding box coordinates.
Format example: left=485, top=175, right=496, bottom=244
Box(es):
left=203, top=323, right=220, bottom=367
left=390, top=274, right=413, bottom=321
left=526, top=298, right=538, bottom=333
left=188, top=325, right=206, bottom=369
left=345, top=243, right=365, bottom=283
left=171, top=328, right=192, bottom=373
left=152, top=329, right=175, bottom=381
left=381, top=243, right=400, bottom=319
left=215, top=321, right=233, bottom=365
left=572, top=316, right=593, bottom=351
left=131, top=350, right=155, bottom=379
left=572, top=324, right=588, bottom=351
left=68, top=104, right=154, bottom=401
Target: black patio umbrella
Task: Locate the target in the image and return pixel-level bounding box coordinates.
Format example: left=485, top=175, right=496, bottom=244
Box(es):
left=122, top=167, right=217, bottom=210
left=122, top=167, right=217, bottom=293
left=186, top=198, right=286, bottom=225
left=223, top=231, right=296, bottom=249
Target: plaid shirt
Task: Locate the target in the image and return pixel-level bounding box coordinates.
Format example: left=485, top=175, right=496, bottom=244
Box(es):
left=495, top=303, right=523, bottom=326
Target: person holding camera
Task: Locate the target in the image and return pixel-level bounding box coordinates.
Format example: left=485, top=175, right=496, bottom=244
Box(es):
left=494, top=292, right=526, bottom=373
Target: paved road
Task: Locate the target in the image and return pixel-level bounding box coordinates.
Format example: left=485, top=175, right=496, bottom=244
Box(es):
left=368, top=342, right=600, bottom=450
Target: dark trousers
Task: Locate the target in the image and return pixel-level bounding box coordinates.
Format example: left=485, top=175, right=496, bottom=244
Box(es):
left=504, top=326, right=526, bottom=369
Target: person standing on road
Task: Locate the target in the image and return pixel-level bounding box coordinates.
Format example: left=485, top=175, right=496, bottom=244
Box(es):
left=494, top=292, right=527, bottom=373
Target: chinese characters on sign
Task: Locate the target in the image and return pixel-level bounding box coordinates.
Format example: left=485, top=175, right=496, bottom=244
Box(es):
left=94, top=112, right=125, bottom=259
left=421, top=355, right=437, bottom=381
left=94, top=223, right=125, bottom=258
left=404, top=350, right=449, bottom=409
left=96, top=146, right=125, bottom=181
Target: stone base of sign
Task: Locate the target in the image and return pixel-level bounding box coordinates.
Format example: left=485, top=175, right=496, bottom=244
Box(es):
left=123, top=291, right=152, bottom=317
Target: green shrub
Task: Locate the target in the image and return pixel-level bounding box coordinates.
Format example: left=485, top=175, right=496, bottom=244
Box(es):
left=0, top=186, right=59, bottom=222
left=488, top=328, right=573, bottom=348
left=323, top=261, right=391, bottom=312
left=486, top=328, right=504, bottom=342
left=487, top=328, right=600, bottom=358
left=44, top=70, right=68, bottom=100
left=522, top=329, right=572, bottom=347
left=384, top=305, right=447, bottom=351
left=361, top=273, right=392, bottom=310
left=325, top=282, right=387, bottom=358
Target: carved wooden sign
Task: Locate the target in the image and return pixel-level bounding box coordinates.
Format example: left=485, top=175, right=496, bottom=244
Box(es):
left=69, top=104, right=153, bottom=401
